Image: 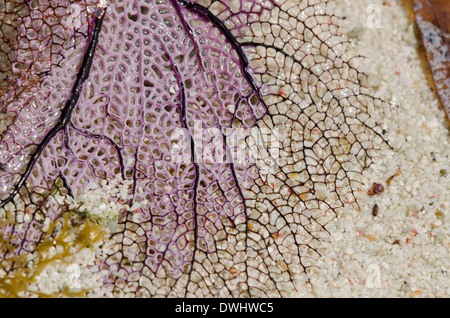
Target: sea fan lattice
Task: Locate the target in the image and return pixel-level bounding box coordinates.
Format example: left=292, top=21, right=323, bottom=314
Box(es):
left=0, top=0, right=388, bottom=297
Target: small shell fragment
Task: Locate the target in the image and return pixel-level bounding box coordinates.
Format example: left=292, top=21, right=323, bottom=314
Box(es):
left=368, top=182, right=385, bottom=196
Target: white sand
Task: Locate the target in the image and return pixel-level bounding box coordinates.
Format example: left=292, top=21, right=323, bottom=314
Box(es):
left=295, top=0, right=449, bottom=298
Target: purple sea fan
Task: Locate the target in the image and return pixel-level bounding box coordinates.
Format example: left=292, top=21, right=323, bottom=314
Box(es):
left=0, top=0, right=389, bottom=297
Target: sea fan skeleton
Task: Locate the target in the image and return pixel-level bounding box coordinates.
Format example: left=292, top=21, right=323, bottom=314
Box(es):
left=0, top=0, right=388, bottom=297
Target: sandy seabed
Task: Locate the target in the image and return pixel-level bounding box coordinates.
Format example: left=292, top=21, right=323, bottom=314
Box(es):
left=297, top=0, right=449, bottom=298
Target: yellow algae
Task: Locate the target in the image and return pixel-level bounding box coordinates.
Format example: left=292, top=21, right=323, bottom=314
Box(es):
left=0, top=212, right=105, bottom=298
